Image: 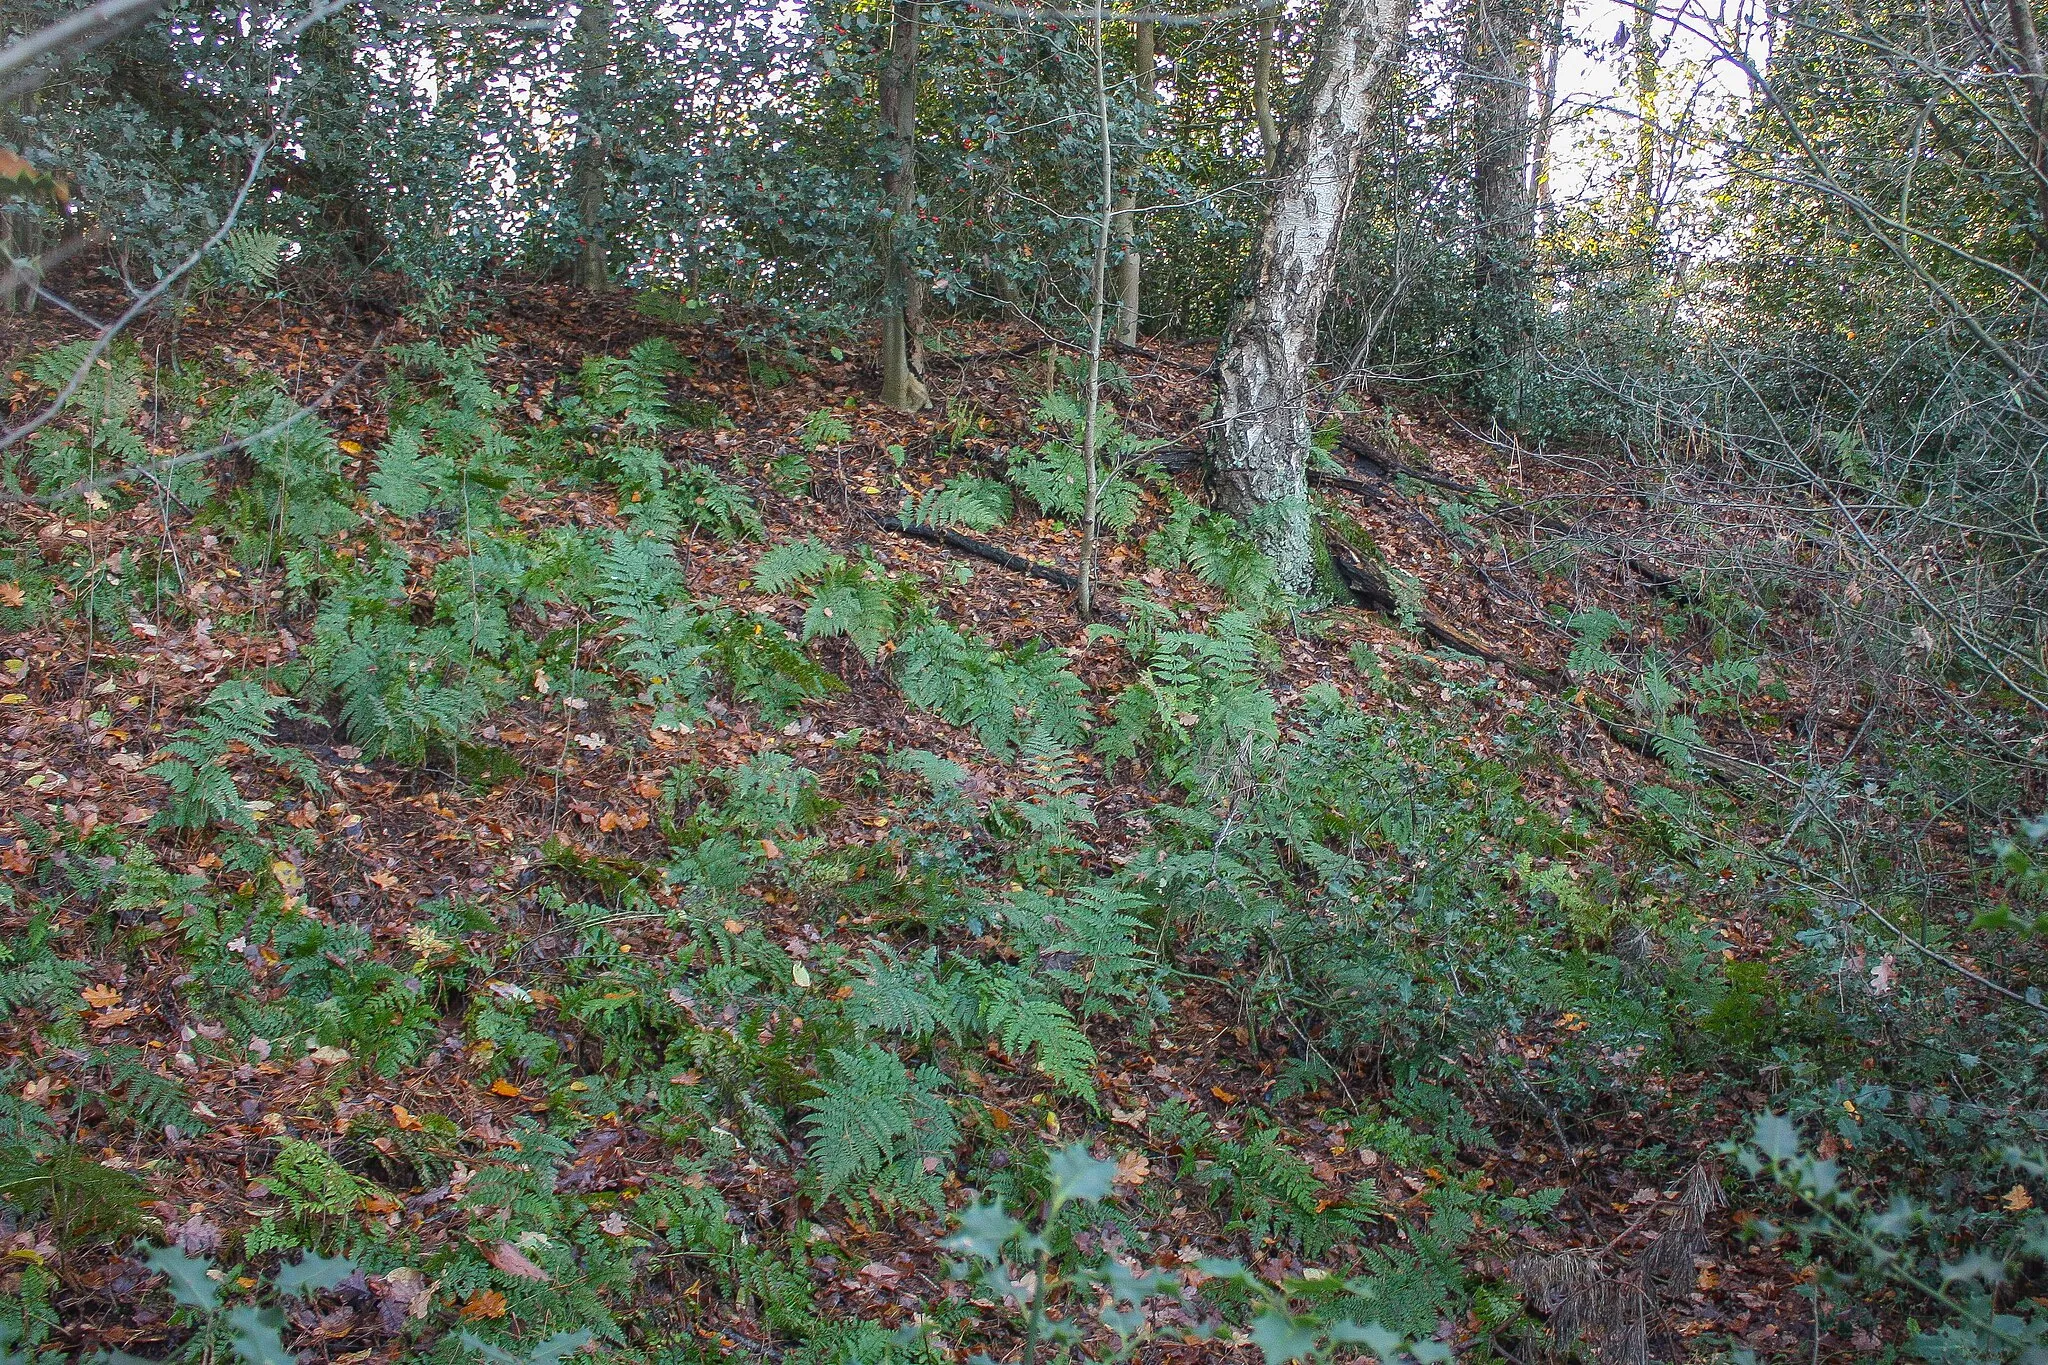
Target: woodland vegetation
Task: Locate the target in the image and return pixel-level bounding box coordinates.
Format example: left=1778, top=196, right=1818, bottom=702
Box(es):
left=0, top=0, right=2044, bottom=1358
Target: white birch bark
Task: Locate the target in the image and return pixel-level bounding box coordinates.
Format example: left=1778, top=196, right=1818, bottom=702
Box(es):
left=1213, top=0, right=1409, bottom=594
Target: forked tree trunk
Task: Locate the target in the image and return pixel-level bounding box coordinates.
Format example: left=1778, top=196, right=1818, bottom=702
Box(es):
left=1212, top=0, right=1409, bottom=594
left=572, top=0, right=614, bottom=292
left=879, top=0, right=930, bottom=412
left=1115, top=19, right=1155, bottom=346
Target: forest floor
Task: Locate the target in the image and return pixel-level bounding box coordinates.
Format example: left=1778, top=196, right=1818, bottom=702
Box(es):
left=0, top=278, right=1879, bottom=1363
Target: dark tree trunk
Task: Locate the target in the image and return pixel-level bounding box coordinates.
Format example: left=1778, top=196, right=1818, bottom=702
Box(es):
left=1467, top=0, right=1539, bottom=364
left=878, top=0, right=929, bottom=411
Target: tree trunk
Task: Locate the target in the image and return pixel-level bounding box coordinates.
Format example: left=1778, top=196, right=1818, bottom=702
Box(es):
left=1213, top=0, right=1409, bottom=595
left=2004, top=0, right=2048, bottom=247
left=1253, top=9, right=1280, bottom=172
left=879, top=0, right=930, bottom=412
left=1116, top=19, right=1154, bottom=346
left=572, top=0, right=614, bottom=291
left=1527, top=0, right=1566, bottom=230
left=1631, top=0, right=1659, bottom=241
left=1467, top=0, right=1538, bottom=363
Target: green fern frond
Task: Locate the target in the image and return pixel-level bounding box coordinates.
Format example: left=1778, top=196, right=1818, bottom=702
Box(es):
left=902, top=475, right=1014, bottom=532
left=752, top=538, right=837, bottom=594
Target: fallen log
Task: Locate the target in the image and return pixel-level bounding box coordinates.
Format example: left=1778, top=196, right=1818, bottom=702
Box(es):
left=875, top=515, right=1127, bottom=622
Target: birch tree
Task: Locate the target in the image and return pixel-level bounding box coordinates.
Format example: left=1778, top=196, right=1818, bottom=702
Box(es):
left=1211, top=0, right=1409, bottom=594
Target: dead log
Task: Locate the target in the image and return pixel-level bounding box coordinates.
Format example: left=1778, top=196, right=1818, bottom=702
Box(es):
left=875, top=515, right=1127, bottom=622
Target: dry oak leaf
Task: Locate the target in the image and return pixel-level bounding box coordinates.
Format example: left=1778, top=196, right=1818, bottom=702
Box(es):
left=460, top=1289, right=509, bottom=1321
left=391, top=1104, right=425, bottom=1132
left=483, top=1241, right=551, bottom=1281
left=2004, top=1185, right=2033, bottom=1212
left=80, top=984, right=122, bottom=1009
left=0, top=583, right=24, bottom=608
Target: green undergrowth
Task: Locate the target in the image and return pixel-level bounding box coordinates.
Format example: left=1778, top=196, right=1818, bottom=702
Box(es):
left=3, top=321, right=2044, bottom=1365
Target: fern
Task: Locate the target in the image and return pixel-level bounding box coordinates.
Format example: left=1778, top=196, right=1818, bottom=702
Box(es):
left=961, top=969, right=1098, bottom=1104
left=147, top=680, right=318, bottom=833
left=214, top=228, right=288, bottom=289
left=578, top=337, right=688, bottom=434
left=752, top=537, right=837, bottom=594
left=752, top=549, right=920, bottom=663
left=1146, top=487, right=1281, bottom=608
left=310, top=612, right=493, bottom=763
left=0, top=1141, right=147, bottom=1247
left=802, top=1043, right=958, bottom=1212
left=367, top=426, right=456, bottom=517
left=847, top=945, right=949, bottom=1041
left=1205, top=1125, right=1373, bottom=1258
left=799, top=408, right=853, bottom=450
left=999, top=883, right=1152, bottom=1013
left=902, top=475, right=1014, bottom=532
left=1006, top=393, right=1160, bottom=533
left=260, top=1138, right=383, bottom=1218
left=1565, top=609, right=1627, bottom=677
left=598, top=532, right=712, bottom=726
left=669, top=461, right=765, bottom=541
left=893, top=619, right=1089, bottom=759
left=697, top=608, right=839, bottom=719
left=98, top=1046, right=194, bottom=1135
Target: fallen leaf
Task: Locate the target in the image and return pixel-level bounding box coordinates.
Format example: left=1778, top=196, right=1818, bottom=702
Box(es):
left=460, top=1289, right=509, bottom=1320
left=2005, top=1184, right=2033, bottom=1212
left=1114, top=1152, right=1151, bottom=1187
left=0, top=583, right=23, bottom=608
left=81, top=984, right=122, bottom=1009
left=489, top=1079, right=522, bottom=1098
left=90, top=1007, right=141, bottom=1028
left=760, top=838, right=782, bottom=859
left=1210, top=1085, right=1238, bottom=1104
left=484, top=1240, right=550, bottom=1281
left=391, top=1104, right=425, bottom=1132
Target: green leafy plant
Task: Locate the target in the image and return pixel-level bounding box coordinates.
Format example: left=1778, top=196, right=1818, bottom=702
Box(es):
left=803, top=1042, right=959, bottom=1212
left=146, top=680, right=319, bottom=833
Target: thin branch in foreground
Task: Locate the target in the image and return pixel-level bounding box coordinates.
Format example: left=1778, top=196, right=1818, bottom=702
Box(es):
left=1, top=331, right=387, bottom=507
left=0, top=141, right=272, bottom=458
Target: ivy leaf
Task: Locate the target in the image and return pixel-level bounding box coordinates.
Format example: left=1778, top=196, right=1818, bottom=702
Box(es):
left=143, top=1244, right=220, bottom=1311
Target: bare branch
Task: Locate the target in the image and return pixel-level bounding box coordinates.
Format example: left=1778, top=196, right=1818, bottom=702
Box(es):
left=0, top=140, right=271, bottom=457
left=0, top=0, right=161, bottom=79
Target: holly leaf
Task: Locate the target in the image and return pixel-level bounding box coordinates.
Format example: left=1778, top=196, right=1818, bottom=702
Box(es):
left=1249, top=1308, right=1321, bottom=1364
left=1047, top=1143, right=1117, bottom=1208
left=143, top=1244, right=219, bottom=1311
left=274, top=1250, right=357, bottom=1298
left=943, top=1197, right=1021, bottom=1265
left=528, top=1330, right=595, bottom=1365
left=224, top=1305, right=293, bottom=1365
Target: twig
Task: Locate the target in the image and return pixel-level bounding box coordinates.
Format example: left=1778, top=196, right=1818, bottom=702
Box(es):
left=0, top=141, right=273, bottom=456
left=2, top=330, right=386, bottom=506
